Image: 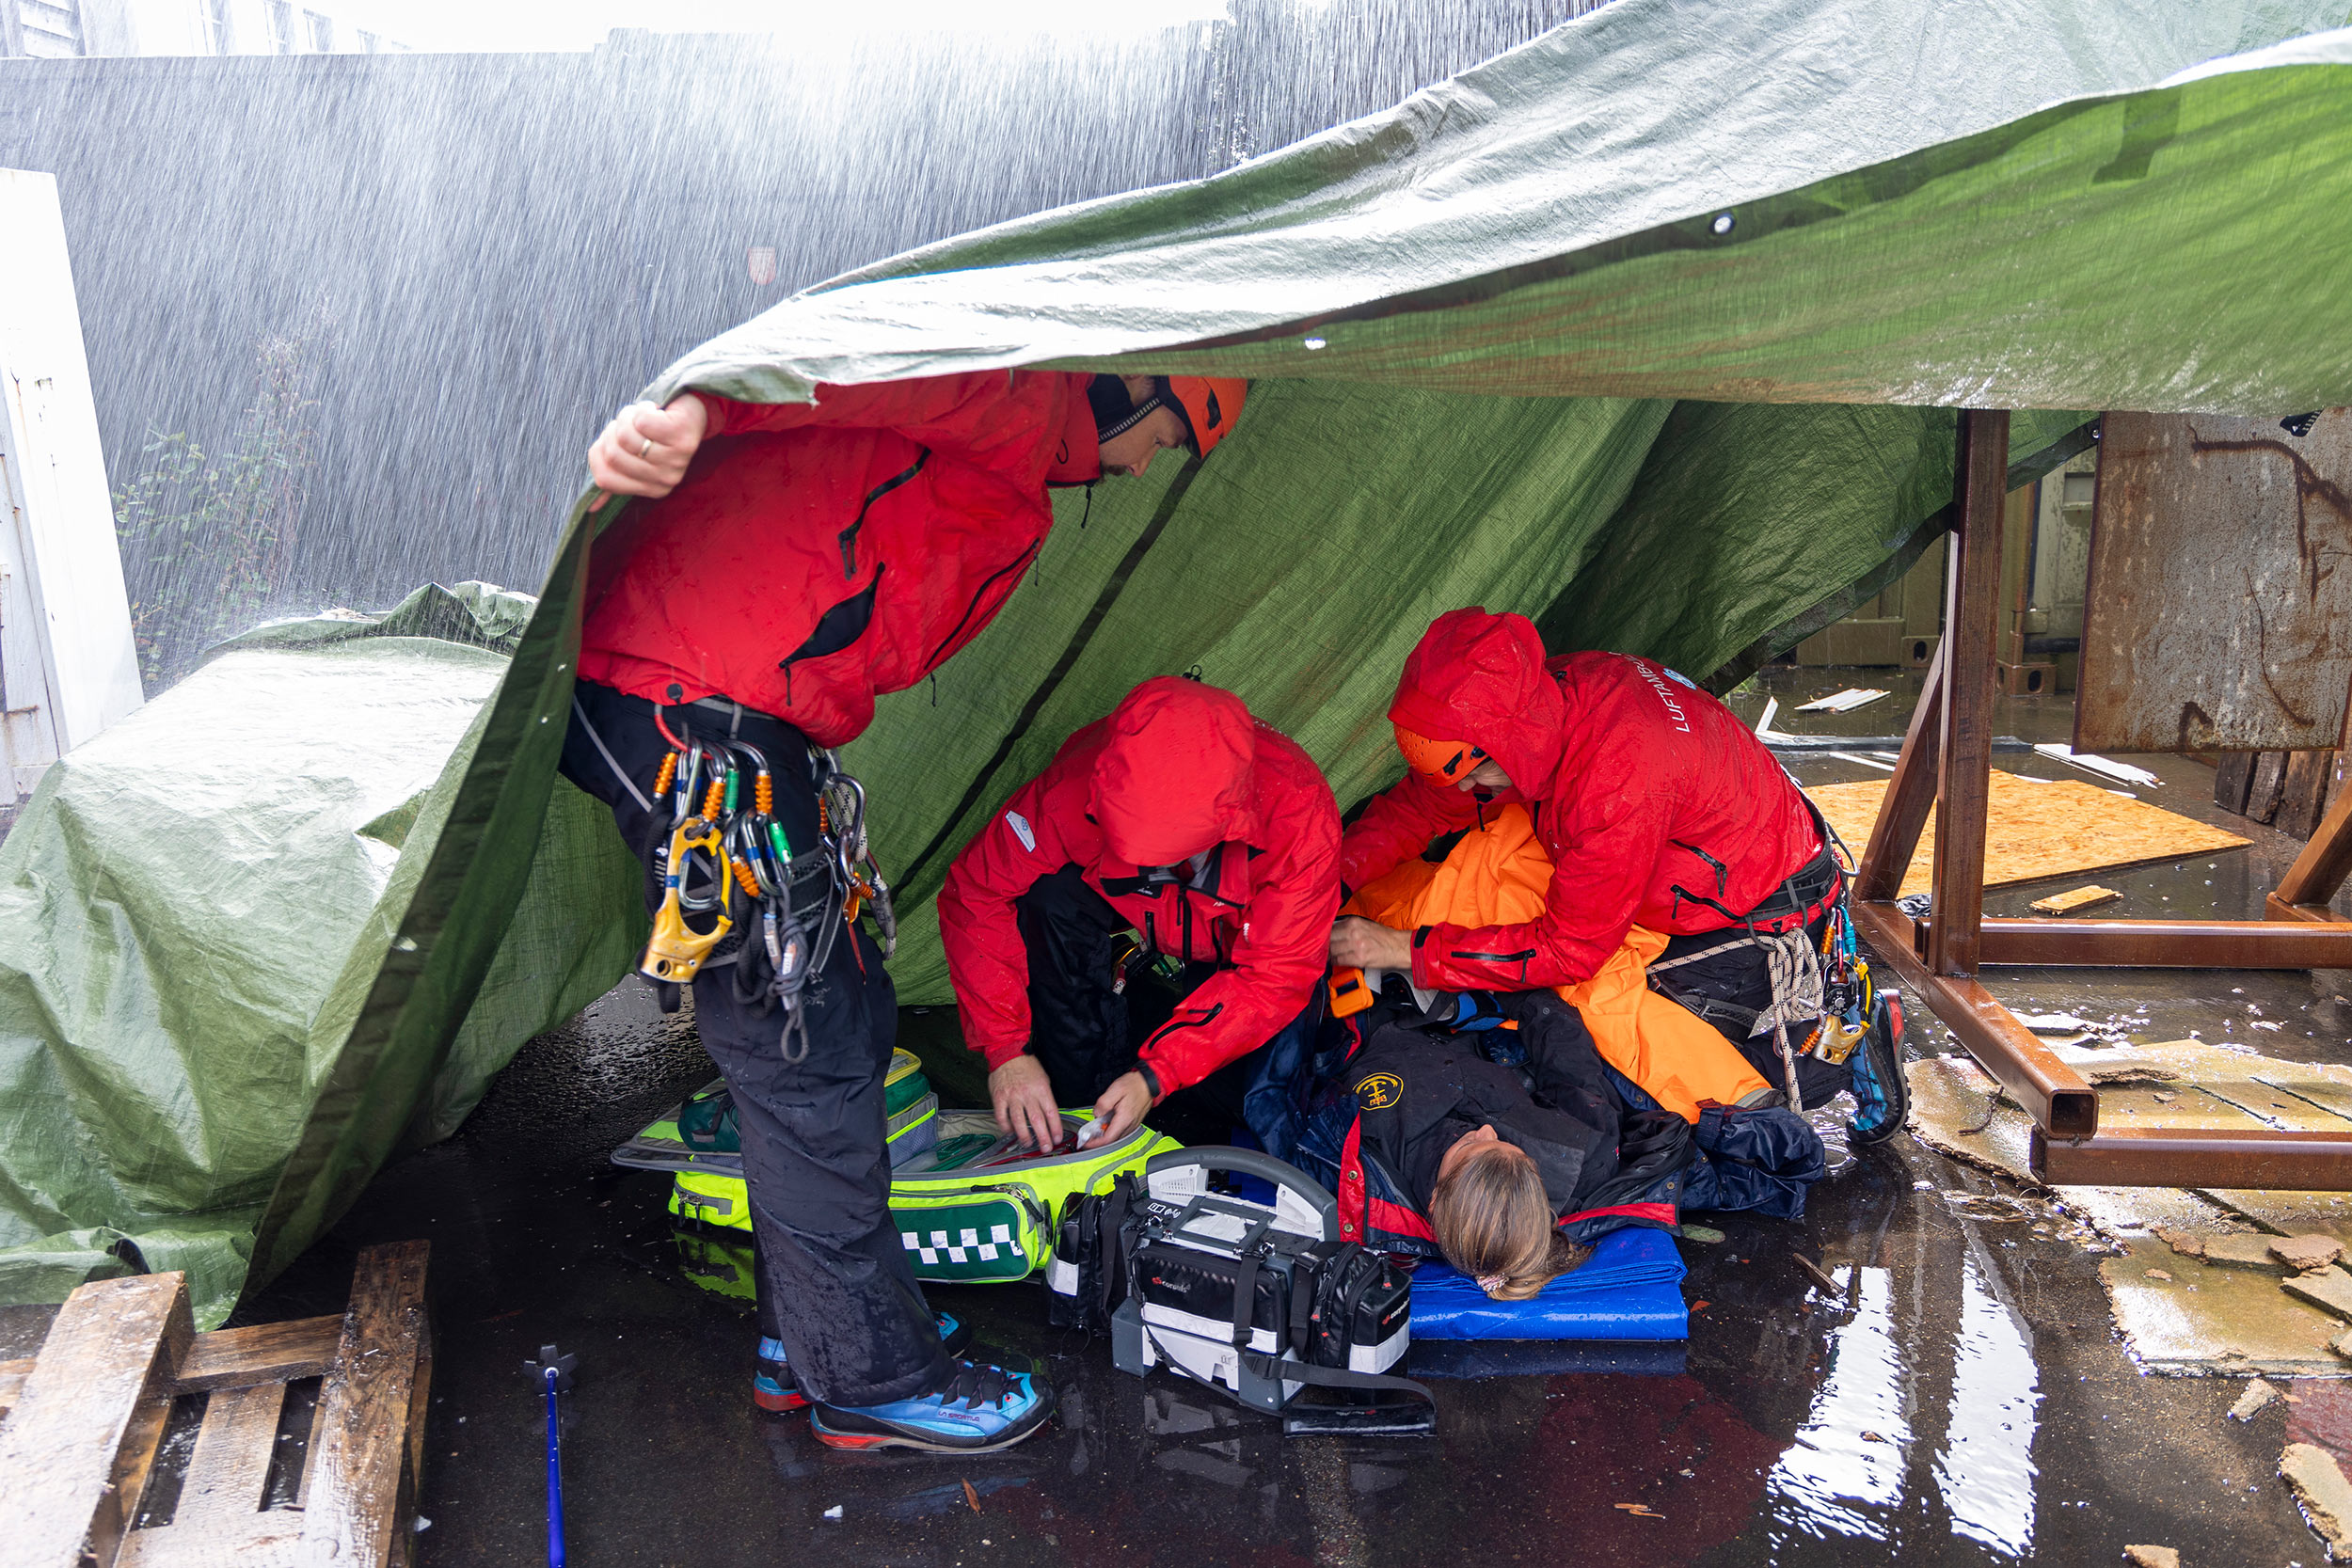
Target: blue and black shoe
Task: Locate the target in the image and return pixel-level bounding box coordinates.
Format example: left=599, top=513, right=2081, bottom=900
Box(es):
left=753, top=1310, right=974, bottom=1413
left=1848, top=990, right=1911, bottom=1147
left=810, top=1358, right=1055, bottom=1453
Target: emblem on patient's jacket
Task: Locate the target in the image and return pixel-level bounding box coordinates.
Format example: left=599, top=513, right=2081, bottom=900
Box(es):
left=1355, top=1073, right=1403, bottom=1111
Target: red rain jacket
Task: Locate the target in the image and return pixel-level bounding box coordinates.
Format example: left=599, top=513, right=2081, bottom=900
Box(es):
left=1341, top=610, right=1823, bottom=992
left=579, top=371, right=1099, bottom=747
left=938, top=678, right=1342, bottom=1096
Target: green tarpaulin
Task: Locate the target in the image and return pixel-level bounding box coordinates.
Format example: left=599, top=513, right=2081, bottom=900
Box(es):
left=5, top=0, right=2350, bottom=1323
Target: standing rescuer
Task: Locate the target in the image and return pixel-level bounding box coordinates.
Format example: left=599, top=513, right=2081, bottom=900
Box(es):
left=564, top=370, right=1246, bottom=1454
left=1327, top=608, right=1907, bottom=1143
left=937, top=676, right=1341, bottom=1158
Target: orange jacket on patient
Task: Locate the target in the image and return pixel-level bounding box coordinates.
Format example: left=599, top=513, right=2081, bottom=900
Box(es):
left=1343, top=804, right=1770, bottom=1122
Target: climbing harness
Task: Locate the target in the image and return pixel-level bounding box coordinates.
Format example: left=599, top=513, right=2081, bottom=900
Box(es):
left=1647, top=793, right=1878, bottom=1114
left=635, top=716, right=898, bottom=1063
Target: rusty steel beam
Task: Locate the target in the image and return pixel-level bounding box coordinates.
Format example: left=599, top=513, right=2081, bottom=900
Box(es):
left=1851, top=898, right=2099, bottom=1137
left=2032, top=1127, right=2352, bottom=1191
left=1855, top=634, right=1945, bottom=903
left=1928, top=408, right=2009, bottom=977
left=1945, top=917, right=2352, bottom=969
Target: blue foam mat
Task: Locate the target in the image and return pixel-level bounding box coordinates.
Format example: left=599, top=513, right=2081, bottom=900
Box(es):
left=1409, top=1226, right=1688, bottom=1341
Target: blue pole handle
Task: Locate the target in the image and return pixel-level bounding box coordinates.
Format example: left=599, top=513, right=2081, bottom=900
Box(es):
left=544, top=1366, right=566, bottom=1568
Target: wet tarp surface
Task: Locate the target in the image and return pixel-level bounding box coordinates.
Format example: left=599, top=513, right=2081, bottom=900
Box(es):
left=0, top=586, right=642, bottom=1321
left=5, top=0, right=2350, bottom=1317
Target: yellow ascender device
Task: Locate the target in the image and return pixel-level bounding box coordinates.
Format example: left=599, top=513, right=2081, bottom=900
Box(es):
left=641, top=777, right=735, bottom=986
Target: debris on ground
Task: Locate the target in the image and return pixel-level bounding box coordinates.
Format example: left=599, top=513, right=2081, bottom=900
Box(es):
left=2030, top=884, right=2122, bottom=916
left=2277, top=1235, right=2347, bottom=1273
left=2202, top=1234, right=2296, bottom=1271
left=1613, top=1503, right=1665, bottom=1518
left=2122, top=1547, right=2181, bottom=1568
left=2100, top=1241, right=2352, bottom=1377
left=2159, top=1227, right=2212, bottom=1261
left=1794, top=688, right=1888, bottom=713
left=2280, top=1443, right=2352, bottom=1561
left=2018, top=1011, right=2100, bottom=1035
left=2230, top=1378, right=2284, bottom=1420
left=2285, top=1269, right=2352, bottom=1322
left=1676, top=1223, right=1725, bottom=1243
left=1792, top=1252, right=1842, bottom=1292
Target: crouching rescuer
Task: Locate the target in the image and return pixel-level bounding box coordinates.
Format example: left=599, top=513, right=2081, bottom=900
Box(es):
left=562, top=369, right=1246, bottom=1453
left=938, top=676, right=1342, bottom=1157
left=1327, top=608, right=1908, bottom=1146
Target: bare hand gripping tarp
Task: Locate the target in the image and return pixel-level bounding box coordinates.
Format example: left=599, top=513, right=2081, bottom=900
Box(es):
left=1, top=0, right=2347, bottom=1321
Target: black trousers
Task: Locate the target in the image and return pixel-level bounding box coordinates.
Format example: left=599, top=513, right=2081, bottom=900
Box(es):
left=1655, top=908, right=1850, bottom=1107
left=1012, top=864, right=1270, bottom=1149
left=562, top=679, right=946, bottom=1407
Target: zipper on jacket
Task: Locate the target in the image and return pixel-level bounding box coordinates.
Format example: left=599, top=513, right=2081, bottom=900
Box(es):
left=1143, top=1002, right=1225, bottom=1052
left=926, top=540, right=1040, bottom=669
left=838, top=448, right=930, bottom=578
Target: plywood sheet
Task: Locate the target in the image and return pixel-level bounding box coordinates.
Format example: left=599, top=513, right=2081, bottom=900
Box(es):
left=2074, top=408, right=2352, bottom=753
left=1806, top=770, right=2249, bottom=899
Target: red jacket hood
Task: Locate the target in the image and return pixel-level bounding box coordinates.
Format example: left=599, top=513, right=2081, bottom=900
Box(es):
left=1090, top=676, right=1258, bottom=865
left=1386, top=609, right=1566, bottom=798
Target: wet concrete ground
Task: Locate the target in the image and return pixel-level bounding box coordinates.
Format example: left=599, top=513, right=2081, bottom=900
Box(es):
left=222, top=670, right=2352, bottom=1564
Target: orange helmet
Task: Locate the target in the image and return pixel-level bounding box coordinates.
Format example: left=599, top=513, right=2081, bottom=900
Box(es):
left=1393, top=724, right=1487, bottom=785
left=1168, top=376, right=1248, bottom=457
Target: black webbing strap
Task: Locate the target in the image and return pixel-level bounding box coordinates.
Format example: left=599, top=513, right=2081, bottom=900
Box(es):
left=1241, top=1353, right=1438, bottom=1413
left=1229, top=1255, right=1263, bottom=1351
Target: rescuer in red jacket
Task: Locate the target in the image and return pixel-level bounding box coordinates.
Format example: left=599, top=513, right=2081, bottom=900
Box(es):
left=937, top=676, right=1341, bottom=1156
left=1327, top=608, right=1906, bottom=1140
left=562, top=371, right=1246, bottom=1454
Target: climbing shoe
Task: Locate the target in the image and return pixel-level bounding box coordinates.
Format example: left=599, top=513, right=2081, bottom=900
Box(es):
left=1847, top=990, right=1910, bottom=1147
left=809, top=1358, right=1055, bottom=1453
left=753, top=1310, right=974, bottom=1413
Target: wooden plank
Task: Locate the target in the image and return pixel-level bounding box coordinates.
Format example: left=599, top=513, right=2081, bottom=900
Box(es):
left=300, top=1243, right=429, bottom=1568
left=2249, top=750, right=2289, bottom=824
left=0, top=1273, right=192, bottom=1568
left=1928, top=408, right=2010, bottom=977
left=116, top=1511, right=310, bottom=1568
left=2029, top=884, right=2121, bottom=916
left=104, top=1391, right=177, bottom=1561
left=177, top=1318, right=341, bottom=1393
left=2283, top=749, right=2341, bottom=842
left=172, top=1382, right=286, bottom=1525
left=2074, top=408, right=2352, bottom=752
left=0, top=1316, right=340, bottom=1417
left=2215, top=751, right=2256, bottom=815
left=1855, top=632, right=1944, bottom=902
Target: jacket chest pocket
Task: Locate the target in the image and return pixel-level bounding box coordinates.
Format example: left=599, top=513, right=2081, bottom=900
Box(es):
left=837, top=448, right=930, bottom=580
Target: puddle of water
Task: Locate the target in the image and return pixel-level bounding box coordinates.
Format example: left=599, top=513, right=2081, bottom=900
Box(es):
left=1935, top=1253, right=2041, bottom=1557
left=1769, top=1266, right=1913, bottom=1542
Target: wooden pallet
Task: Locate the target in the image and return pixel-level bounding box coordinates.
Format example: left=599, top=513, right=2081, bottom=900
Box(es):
left=0, top=1241, right=430, bottom=1568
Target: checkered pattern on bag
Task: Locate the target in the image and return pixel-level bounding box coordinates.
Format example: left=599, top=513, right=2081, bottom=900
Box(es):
left=903, top=1222, right=1019, bottom=1267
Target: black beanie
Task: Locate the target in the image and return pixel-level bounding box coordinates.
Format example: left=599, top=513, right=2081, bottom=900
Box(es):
left=1089, top=373, right=1168, bottom=442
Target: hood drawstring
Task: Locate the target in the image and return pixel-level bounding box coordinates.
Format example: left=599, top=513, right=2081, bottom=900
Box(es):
left=1079, top=484, right=1093, bottom=531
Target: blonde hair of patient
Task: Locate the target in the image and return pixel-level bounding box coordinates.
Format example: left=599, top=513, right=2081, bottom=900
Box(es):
left=1429, top=1143, right=1581, bottom=1300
